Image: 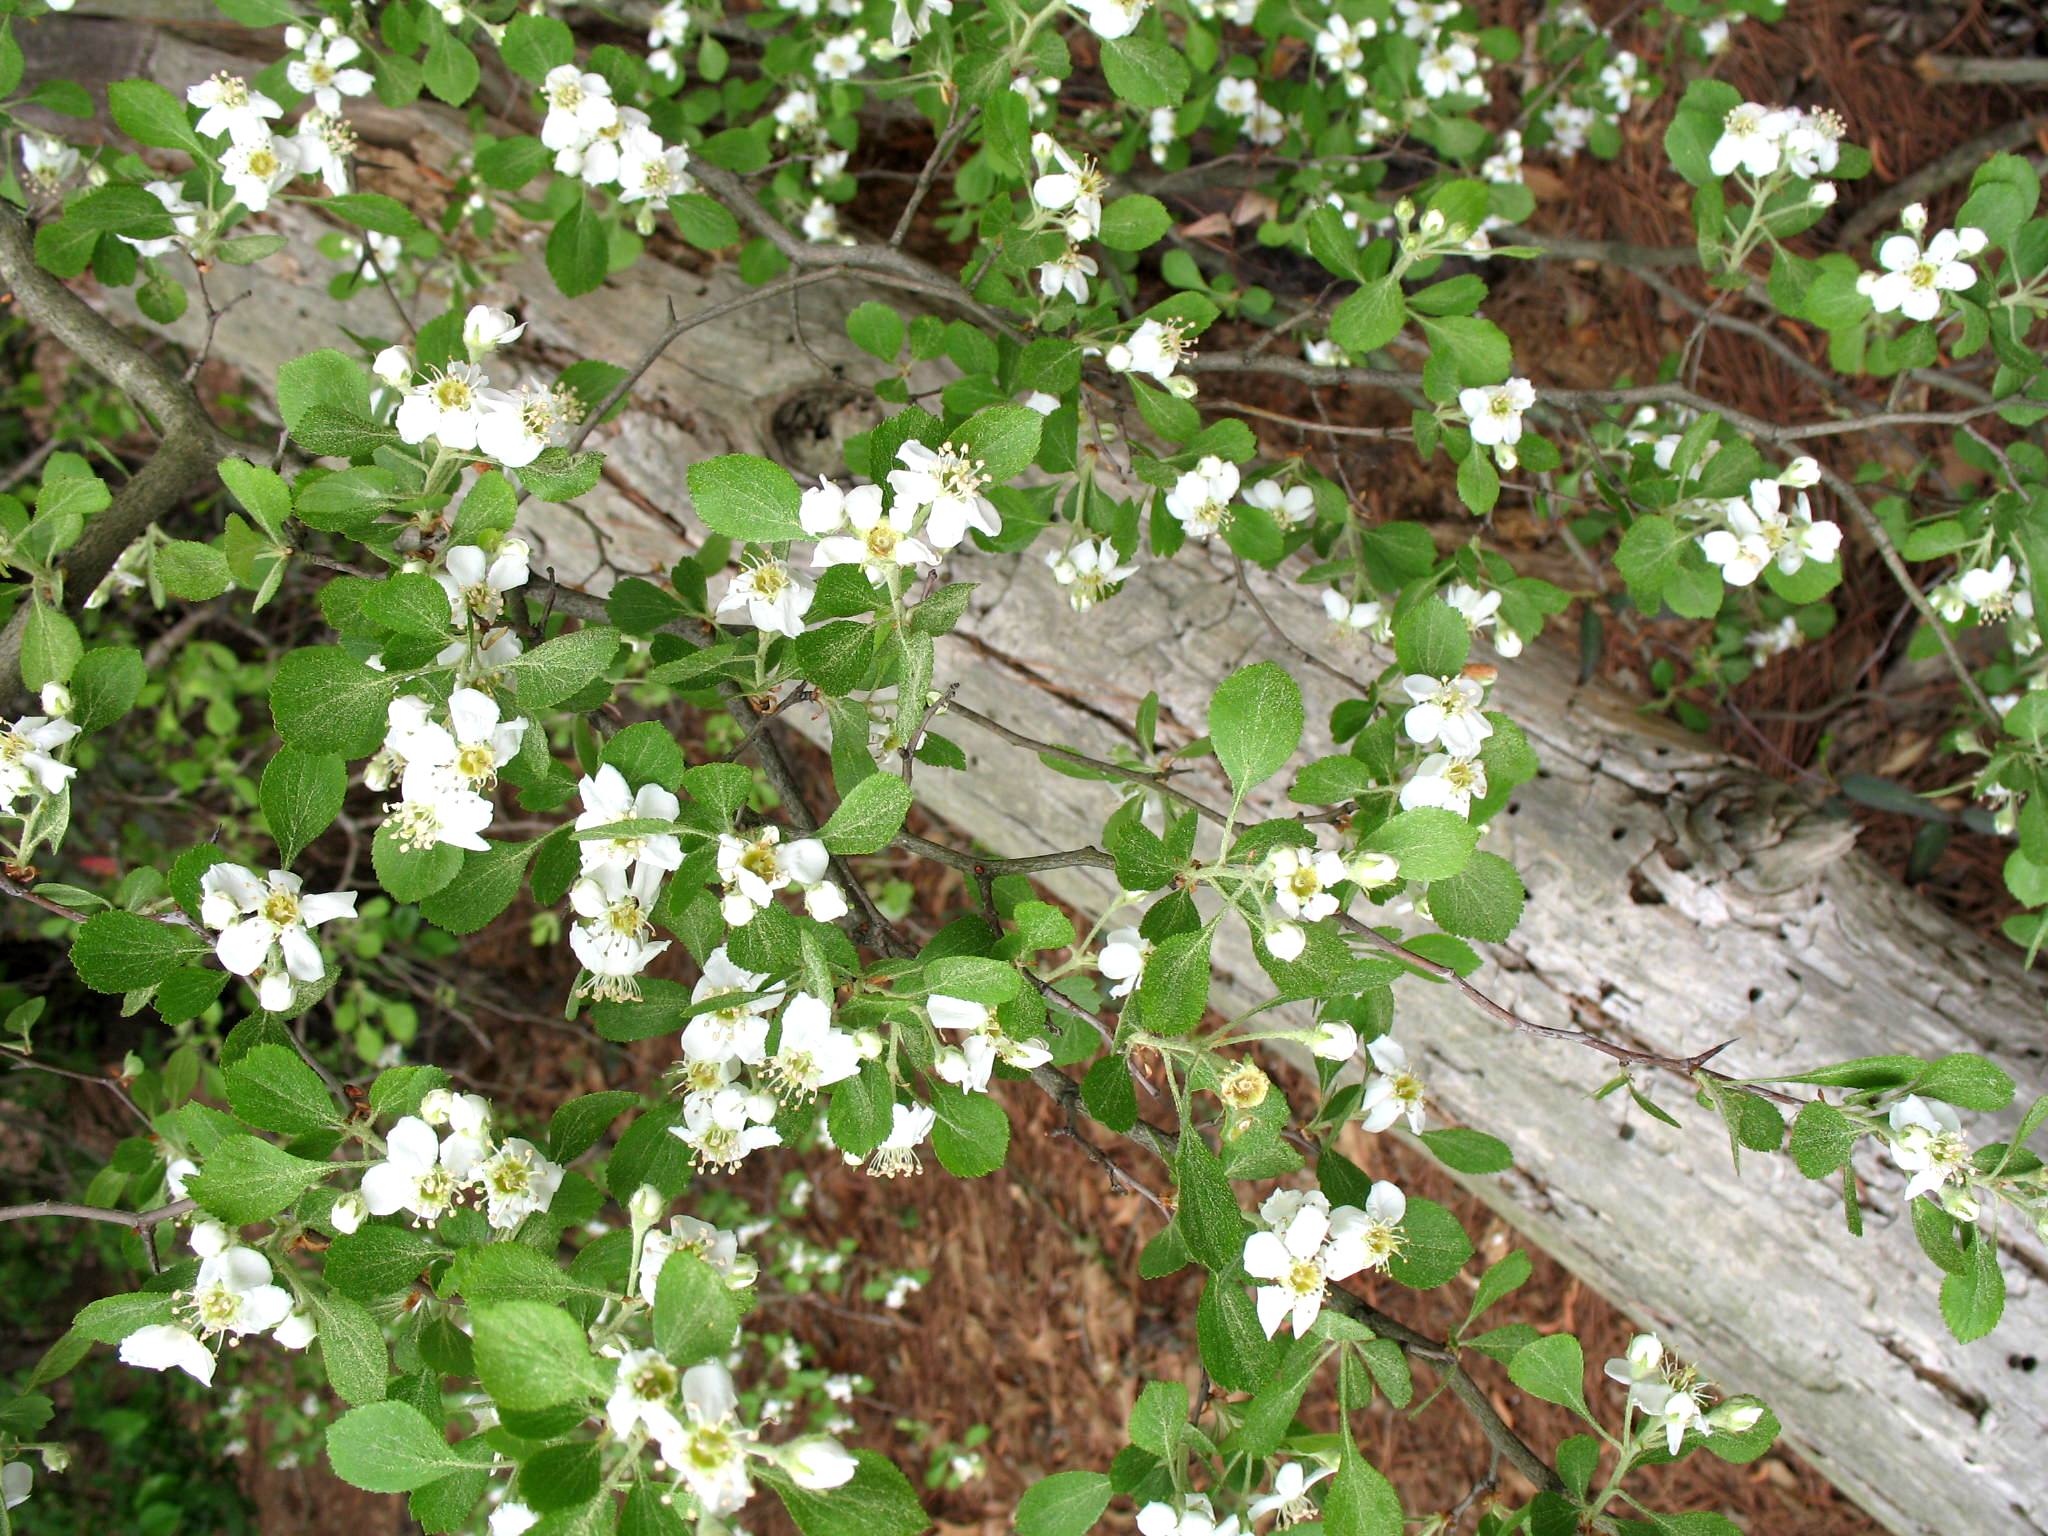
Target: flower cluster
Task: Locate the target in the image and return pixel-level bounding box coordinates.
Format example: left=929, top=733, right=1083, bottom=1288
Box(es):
left=0, top=701, right=79, bottom=817
left=1708, top=102, right=1846, bottom=196
left=1860, top=204, right=1987, bottom=323
left=929, top=992, right=1052, bottom=1096
left=356, top=1089, right=566, bottom=1230
left=373, top=688, right=528, bottom=856
left=540, top=65, right=695, bottom=234
left=118, top=1221, right=312, bottom=1387
left=1933, top=554, right=2040, bottom=654
left=380, top=307, right=582, bottom=471
left=1603, top=1332, right=1760, bottom=1455
left=1242, top=1185, right=1406, bottom=1338
left=1696, top=459, right=1842, bottom=587
left=1046, top=538, right=1139, bottom=611
left=567, top=765, right=685, bottom=1001
left=199, top=864, right=357, bottom=1011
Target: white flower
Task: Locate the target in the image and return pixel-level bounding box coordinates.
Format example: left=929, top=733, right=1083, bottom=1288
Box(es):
left=1358, top=1036, right=1427, bottom=1133
left=1314, top=14, right=1374, bottom=73
left=200, top=865, right=355, bottom=990
left=1444, top=582, right=1505, bottom=645
left=1709, top=102, right=1790, bottom=178
left=541, top=66, right=618, bottom=153
left=798, top=476, right=873, bottom=537
left=1045, top=538, right=1137, bottom=611
left=386, top=758, right=496, bottom=853
left=774, top=89, right=820, bottom=136
left=812, top=32, right=864, bottom=80
left=639, top=1214, right=759, bottom=1305
left=766, top=993, right=862, bottom=1100
left=292, top=109, right=357, bottom=196
left=287, top=34, right=372, bottom=113
left=1107, top=318, right=1195, bottom=386
left=608, top=1348, right=687, bottom=1449
left=120, top=180, right=205, bottom=257
left=221, top=133, right=300, bottom=213
left=867, top=1101, right=936, bottom=1177
left=779, top=1435, right=859, bottom=1489
left=0, top=712, right=79, bottom=809
left=569, top=861, right=672, bottom=1001
left=1869, top=227, right=1980, bottom=323
left=1038, top=247, right=1099, bottom=305
left=1215, top=77, right=1260, bottom=118
left=20, top=134, right=79, bottom=194
left=188, top=73, right=282, bottom=143
left=669, top=1362, right=755, bottom=1514
left=801, top=197, right=850, bottom=245
left=477, top=380, right=573, bottom=468
left=888, top=440, right=1002, bottom=549
left=396, top=363, right=494, bottom=452
left=1459, top=378, right=1534, bottom=447
left=574, top=764, right=684, bottom=876
left=462, top=304, right=524, bottom=357
left=617, top=127, right=694, bottom=206
left=119, top=1323, right=220, bottom=1385
left=1245, top=478, right=1314, bottom=528
left=1308, top=1021, right=1357, bottom=1061
left=929, top=992, right=1049, bottom=1091
left=1098, top=926, right=1151, bottom=998
left=329, top=1190, right=368, bottom=1235
left=715, top=825, right=827, bottom=924
left=1322, top=589, right=1387, bottom=638
left=1264, top=922, right=1304, bottom=961
left=475, top=1138, right=564, bottom=1230
left=681, top=946, right=781, bottom=1069
left=1136, top=1496, right=1240, bottom=1536
left=372, top=345, right=413, bottom=390
left=673, top=1085, right=781, bottom=1170
left=1959, top=555, right=2019, bottom=617
left=1746, top=615, right=1802, bottom=669
left=718, top=557, right=815, bottom=636
left=1399, top=752, right=1487, bottom=816
left=1781, top=107, right=1845, bottom=179
left=1079, top=0, right=1148, bottom=41
left=1248, top=1461, right=1334, bottom=1525
left=811, top=490, right=938, bottom=582
left=1166, top=456, right=1239, bottom=541
left=1243, top=1184, right=1404, bottom=1337
left=3, top=1459, right=30, bottom=1511
left=490, top=1504, right=540, bottom=1536
left=1267, top=845, right=1347, bottom=922
left=363, top=1115, right=477, bottom=1222
left=274, top=1308, right=318, bottom=1349
left=1887, top=1095, right=1974, bottom=1206
left=1599, top=49, right=1640, bottom=111
left=1417, top=34, right=1479, bottom=98
left=1401, top=674, right=1493, bottom=756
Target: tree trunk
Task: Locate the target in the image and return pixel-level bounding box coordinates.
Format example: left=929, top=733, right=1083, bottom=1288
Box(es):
left=21, top=18, right=2048, bottom=1533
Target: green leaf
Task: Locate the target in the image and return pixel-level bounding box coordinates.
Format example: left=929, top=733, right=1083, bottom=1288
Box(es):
left=1387, top=1196, right=1472, bottom=1289
left=1940, top=1229, right=2006, bottom=1343
left=819, top=772, right=912, bottom=854
left=1393, top=599, right=1469, bottom=678
left=73, top=1291, right=176, bottom=1343
left=671, top=193, right=742, bottom=250
left=1210, top=660, right=1303, bottom=794
left=1330, top=277, right=1406, bottom=356
left=1419, top=1127, right=1512, bottom=1174
left=548, top=1090, right=640, bottom=1162
left=327, top=193, right=423, bottom=238
left=928, top=1083, right=1009, bottom=1177
left=305, top=1287, right=389, bottom=1405
left=418, top=839, right=535, bottom=935
left=21, top=601, right=81, bottom=688
left=1363, top=808, right=1477, bottom=882
left=771, top=1451, right=928, bottom=1536
left=157, top=540, right=234, bottom=600
left=261, top=746, right=347, bottom=864
left=1507, top=1333, right=1589, bottom=1419
left=547, top=198, right=608, bottom=297
left=954, top=404, right=1043, bottom=483
left=272, top=646, right=396, bottom=758
left=225, top=1043, right=342, bottom=1136
left=1417, top=314, right=1512, bottom=388
left=1014, top=1470, right=1113, bottom=1536
left=372, top=821, right=464, bottom=903
left=186, top=1133, right=333, bottom=1225
left=509, top=626, right=620, bottom=711
left=654, top=1250, right=747, bottom=1365
left=1126, top=1378, right=1188, bottom=1460
left=686, top=454, right=806, bottom=541
left=1173, top=1134, right=1245, bottom=1273
left=1324, top=1436, right=1404, bottom=1536
left=364, top=572, right=455, bottom=637
left=475, top=135, right=551, bottom=189
left=846, top=301, right=906, bottom=362
left=1136, top=927, right=1213, bottom=1036
left=1227, top=1331, right=1327, bottom=1456
left=326, top=1226, right=444, bottom=1300
left=108, top=79, right=205, bottom=153
left=68, top=909, right=210, bottom=993
left=68, top=645, right=146, bottom=734
left=1100, top=35, right=1190, bottom=108
left=1915, top=1052, right=2015, bottom=1112
left=471, top=1301, right=604, bottom=1410
left=499, top=12, right=573, bottom=80
left=1099, top=194, right=1173, bottom=252
left=1787, top=1100, right=1860, bottom=1179
left=421, top=27, right=479, bottom=104
left=1428, top=851, right=1525, bottom=942
left=327, top=1401, right=471, bottom=1493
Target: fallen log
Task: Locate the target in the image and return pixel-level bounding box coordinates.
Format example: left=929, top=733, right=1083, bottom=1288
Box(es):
left=19, top=19, right=2048, bottom=1533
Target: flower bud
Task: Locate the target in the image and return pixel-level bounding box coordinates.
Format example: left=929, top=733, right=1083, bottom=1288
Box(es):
left=1708, top=1400, right=1764, bottom=1434
left=1901, top=202, right=1928, bottom=234
left=373, top=345, right=413, bottom=389
left=1810, top=181, right=1837, bottom=208
left=39, top=682, right=72, bottom=718
left=779, top=1436, right=858, bottom=1490
left=330, top=1190, right=367, bottom=1235
left=40, top=1446, right=69, bottom=1473
left=629, top=1184, right=668, bottom=1226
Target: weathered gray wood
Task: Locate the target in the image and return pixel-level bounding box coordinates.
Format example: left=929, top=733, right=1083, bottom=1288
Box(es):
left=23, top=20, right=2048, bottom=1531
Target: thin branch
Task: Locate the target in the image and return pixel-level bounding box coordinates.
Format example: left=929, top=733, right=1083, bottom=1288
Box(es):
left=0, top=1197, right=194, bottom=1229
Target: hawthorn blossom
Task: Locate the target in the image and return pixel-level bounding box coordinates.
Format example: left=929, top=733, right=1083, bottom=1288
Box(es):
left=574, top=765, right=684, bottom=876
left=608, top=1348, right=688, bottom=1450
left=1401, top=673, right=1493, bottom=756
left=1460, top=378, right=1534, bottom=450
left=680, top=947, right=783, bottom=1075
left=674, top=1085, right=781, bottom=1170
left=200, top=865, right=355, bottom=1004
left=330, top=1190, right=368, bottom=1235
left=800, top=197, right=850, bottom=244
left=1166, top=456, right=1239, bottom=541
left=362, top=1114, right=479, bottom=1223
left=1323, top=589, right=1388, bottom=638
left=294, top=111, right=357, bottom=195
left=1267, top=845, right=1347, bottom=922
left=1314, top=14, right=1374, bottom=76
left=716, top=825, right=829, bottom=924
left=668, top=1362, right=758, bottom=1514
left=718, top=557, right=815, bottom=636
left=811, top=493, right=937, bottom=583
left=639, top=1215, right=758, bottom=1306
left=1399, top=751, right=1487, bottom=815
left=188, top=73, right=282, bottom=143
left=1887, top=1095, right=1975, bottom=1211
left=1098, top=926, right=1150, bottom=999
left=476, top=1138, right=565, bottom=1230
left=287, top=32, right=373, bottom=113
left=1137, top=1497, right=1240, bottom=1536
left=541, top=66, right=618, bottom=154
left=0, top=712, right=79, bottom=810
left=396, top=363, right=493, bottom=451
left=221, top=133, right=300, bottom=213
left=617, top=128, right=694, bottom=207
left=889, top=440, right=1002, bottom=548
left=1045, top=538, right=1137, bottom=611
left=1709, top=102, right=1790, bottom=178
left=1417, top=34, right=1479, bottom=98
left=1782, top=107, right=1845, bottom=178
left=1245, top=477, right=1314, bottom=528
left=1078, top=0, right=1148, bottom=41
left=1599, top=49, right=1641, bottom=111
left=1106, top=318, right=1196, bottom=390
left=889, top=0, right=952, bottom=46
left=569, top=861, right=672, bottom=1001
left=1863, top=222, right=1985, bottom=323
left=1604, top=1333, right=1707, bottom=1454
left=1248, top=1461, right=1334, bottom=1526
left=1959, top=556, right=2021, bottom=618
left=1244, top=1185, right=1404, bottom=1337
left=19, top=135, right=77, bottom=193
left=929, top=993, right=1051, bottom=1094
left=765, top=993, right=862, bottom=1100
left=798, top=476, right=876, bottom=537
left=477, top=379, right=574, bottom=467
left=1038, top=247, right=1098, bottom=304
left=867, top=1101, right=936, bottom=1177
left=1358, top=1036, right=1427, bottom=1133
left=119, top=180, right=204, bottom=258
left=1746, top=615, right=1802, bottom=669
left=1699, top=480, right=1841, bottom=586
left=386, top=758, right=496, bottom=854
left=812, top=31, right=864, bottom=80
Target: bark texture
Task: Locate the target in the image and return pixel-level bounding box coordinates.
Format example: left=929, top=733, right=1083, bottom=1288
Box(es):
left=20, top=19, right=2048, bottom=1532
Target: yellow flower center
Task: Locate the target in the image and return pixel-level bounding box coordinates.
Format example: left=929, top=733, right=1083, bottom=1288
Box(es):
left=263, top=889, right=301, bottom=928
